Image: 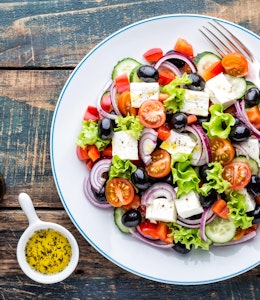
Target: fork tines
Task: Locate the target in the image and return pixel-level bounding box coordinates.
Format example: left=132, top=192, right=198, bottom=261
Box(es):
left=199, top=20, right=254, bottom=63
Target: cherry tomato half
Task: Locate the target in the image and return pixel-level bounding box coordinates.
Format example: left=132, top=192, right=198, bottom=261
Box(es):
left=146, top=149, right=171, bottom=178
left=210, top=138, right=235, bottom=165
left=105, top=178, right=135, bottom=207
left=118, top=91, right=138, bottom=116
left=222, top=162, right=252, bottom=190
left=138, top=100, right=166, bottom=128
left=221, top=52, right=248, bottom=77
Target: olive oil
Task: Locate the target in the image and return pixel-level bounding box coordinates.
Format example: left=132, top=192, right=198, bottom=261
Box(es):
left=25, top=228, right=72, bottom=274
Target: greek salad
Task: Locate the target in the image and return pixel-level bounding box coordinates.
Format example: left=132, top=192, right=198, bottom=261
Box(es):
left=76, top=37, right=260, bottom=254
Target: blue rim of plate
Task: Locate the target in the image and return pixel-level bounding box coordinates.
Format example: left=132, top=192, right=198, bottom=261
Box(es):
left=50, top=13, right=260, bottom=285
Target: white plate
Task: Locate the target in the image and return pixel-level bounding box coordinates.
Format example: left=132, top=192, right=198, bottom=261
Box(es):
left=50, top=14, right=260, bottom=285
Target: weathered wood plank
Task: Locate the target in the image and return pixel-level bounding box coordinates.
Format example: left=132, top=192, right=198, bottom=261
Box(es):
left=0, top=70, right=72, bottom=208
left=0, top=0, right=259, bottom=67
left=0, top=210, right=259, bottom=300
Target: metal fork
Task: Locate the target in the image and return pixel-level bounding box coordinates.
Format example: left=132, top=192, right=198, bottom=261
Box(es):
left=199, top=20, right=260, bottom=88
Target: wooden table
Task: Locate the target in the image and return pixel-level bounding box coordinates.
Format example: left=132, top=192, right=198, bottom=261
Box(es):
left=1, top=1, right=259, bottom=299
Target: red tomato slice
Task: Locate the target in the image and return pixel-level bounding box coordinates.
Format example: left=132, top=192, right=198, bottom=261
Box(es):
left=115, top=74, right=130, bottom=93
left=101, top=93, right=112, bottom=112
left=105, top=178, right=135, bottom=207
left=202, top=61, right=224, bottom=81
left=139, top=221, right=173, bottom=244
left=246, top=105, right=260, bottom=130
left=76, top=146, right=89, bottom=161
left=145, top=149, right=171, bottom=178
left=158, top=69, right=176, bottom=85
left=84, top=106, right=99, bottom=121
left=221, top=52, right=248, bottom=77
left=143, top=48, right=163, bottom=63
left=174, top=38, right=193, bottom=57
left=138, top=100, right=166, bottom=128
left=157, top=123, right=171, bottom=141
left=210, top=138, right=235, bottom=165
left=222, top=162, right=252, bottom=190
left=118, top=91, right=138, bottom=116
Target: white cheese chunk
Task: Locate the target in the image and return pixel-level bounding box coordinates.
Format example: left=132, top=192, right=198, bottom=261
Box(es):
left=130, top=82, right=159, bottom=108
left=204, top=72, right=235, bottom=109
left=112, top=131, right=138, bottom=160
left=180, top=89, right=209, bottom=117
left=238, top=188, right=256, bottom=212
left=160, top=130, right=196, bottom=156
left=146, top=197, right=177, bottom=223
left=175, top=191, right=204, bottom=219
left=235, top=137, right=260, bottom=167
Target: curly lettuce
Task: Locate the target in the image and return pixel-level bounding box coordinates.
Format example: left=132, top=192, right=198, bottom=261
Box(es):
left=161, top=73, right=192, bottom=113
left=168, top=223, right=211, bottom=250
left=108, top=155, right=137, bottom=181
left=226, top=190, right=254, bottom=229
left=77, top=119, right=110, bottom=151
left=171, top=153, right=200, bottom=197
left=202, top=103, right=235, bottom=139
left=199, top=162, right=231, bottom=196
left=115, top=115, right=144, bottom=139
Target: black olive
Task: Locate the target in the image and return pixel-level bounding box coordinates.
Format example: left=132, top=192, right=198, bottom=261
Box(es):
left=131, top=167, right=150, bottom=190
left=244, top=87, right=260, bottom=107
left=186, top=73, right=206, bottom=91
left=172, top=242, right=192, bottom=254
left=251, top=205, right=260, bottom=224
left=121, top=209, right=142, bottom=227
left=91, top=185, right=107, bottom=203
left=229, top=124, right=251, bottom=142
left=199, top=164, right=213, bottom=181
left=170, top=112, right=187, bottom=132
left=98, top=118, right=114, bottom=140
left=247, top=175, right=260, bottom=196
left=166, top=50, right=186, bottom=68
left=186, top=213, right=202, bottom=220
left=199, top=189, right=218, bottom=208
left=196, top=115, right=210, bottom=126
left=137, top=65, right=159, bottom=82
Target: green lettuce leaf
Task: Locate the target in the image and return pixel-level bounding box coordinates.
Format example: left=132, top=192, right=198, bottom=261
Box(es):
left=202, top=103, right=236, bottom=139
left=168, top=223, right=211, bottom=250
left=77, top=120, right=110, bottom=151
left=109, top=155, right=137, bottom=181
left=227, top=190, right=254, bottom=229
left=115, top=115, right=144, bottom=139
left=161, top=73, right=192, bottom=113
left=199, top=162, right=231, bottom=196
left=171, top=153, right=200, bottom=197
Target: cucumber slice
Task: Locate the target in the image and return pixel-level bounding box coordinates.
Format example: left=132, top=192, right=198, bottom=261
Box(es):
left=233, top=155, right=259, bottom=175
left=129, top=65, right=142, bottom=82
left=194, top=51, right=221, bottom=76
left=114, top=207, right=130, bottom=234
left=224, top=74, right=247, bottom=99
left=205, top=216, right=236, bottom=244
left=112, top=58, right=142, bottom=80
left=246, top=81, right=256, bottom=91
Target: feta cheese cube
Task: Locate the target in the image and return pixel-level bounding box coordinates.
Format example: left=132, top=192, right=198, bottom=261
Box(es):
left=180, top=89, right=209, bottom=117
left=112, top=131, right=138, bottom=160
left=235, top=137, right=260, bottom=167
left=238, top=188, right=256, bottom=212
left=130, top=82, right=159, bottom=108
left=204, top=73, right=235, bottom=109
left=160, top=130, right=196, bottom=156
left=175, top=191, right=204, bottom=219
left=146, top=197, right=177, bottom=223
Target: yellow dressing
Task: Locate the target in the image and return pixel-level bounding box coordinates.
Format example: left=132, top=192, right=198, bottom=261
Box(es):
left=25, top=228, right=72, bottom=274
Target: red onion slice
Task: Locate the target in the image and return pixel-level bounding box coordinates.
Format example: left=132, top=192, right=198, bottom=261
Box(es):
left=89, top=158, right=112, bottom=193
left=83, top=177, right=112, bottom=209
left=185, top=125, right=203, bottom=166
left=139, top=128, right=158, bottom=165
left=154, top=52, right=197, bottom=73
left=157, top=61, right=182, bottom=76
left=213, top=230, right=257, bottom=246
left=192, top=124, right=212, bottom=163
left=110, top=82, right=122, bottom=116
left=200, top=208, right=209, bottom=241
left=141, top=183, right=176, bottom=206
left=129, top=228, right=174, bottom=248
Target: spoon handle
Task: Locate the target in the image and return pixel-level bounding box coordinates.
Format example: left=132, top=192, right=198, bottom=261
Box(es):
left=18, top=193, right=40, bottom=225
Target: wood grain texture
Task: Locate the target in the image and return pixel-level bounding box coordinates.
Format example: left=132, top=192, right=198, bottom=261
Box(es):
left=1, top=0, right=260, bottom=299
left=0, top=0, right=259, bottom=68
